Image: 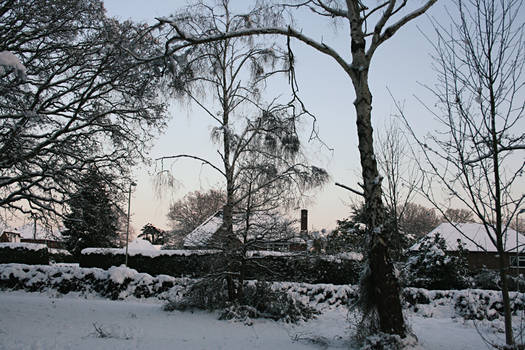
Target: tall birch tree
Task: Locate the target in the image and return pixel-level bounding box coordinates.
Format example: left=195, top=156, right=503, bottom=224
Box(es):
left=144, top=0, right=437, bottom=338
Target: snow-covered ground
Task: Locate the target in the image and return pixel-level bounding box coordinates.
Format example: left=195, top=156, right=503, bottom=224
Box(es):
left=0, top=290, right=505, bottom=350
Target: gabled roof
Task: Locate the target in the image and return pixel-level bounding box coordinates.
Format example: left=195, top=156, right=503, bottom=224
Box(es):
left=183, top=211, right=224, bottom=248
left=410, top=222, right=525, bottom=253
left=183, top=210, right=295, bottom=248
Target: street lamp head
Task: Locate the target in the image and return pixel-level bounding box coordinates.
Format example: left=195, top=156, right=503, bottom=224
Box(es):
left=519, top=208, right=525, bottom=214
left=131, top=181, right=137, bottom=187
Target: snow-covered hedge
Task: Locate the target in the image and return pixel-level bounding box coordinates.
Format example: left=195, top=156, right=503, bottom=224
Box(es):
left=2, top=263, right=523, bottom=323
left=0, top=243, right=49, bottom=265
left=403, top=287, right=525, bottom=320
left=0, top=263, right=357, bottom=311
left=0, top=263, right=188, bottom=300
left=80, top=249, right=361, bottom=285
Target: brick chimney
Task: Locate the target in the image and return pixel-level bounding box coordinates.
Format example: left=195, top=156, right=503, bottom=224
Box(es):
left=300, top=209, right=308, bottom=232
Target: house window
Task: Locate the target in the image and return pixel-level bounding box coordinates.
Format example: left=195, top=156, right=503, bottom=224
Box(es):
left=510, top=255, right=525, bottom=268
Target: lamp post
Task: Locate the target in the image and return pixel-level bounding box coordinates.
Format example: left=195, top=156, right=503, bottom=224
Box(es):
left=125, top=181, right=136, bottom=267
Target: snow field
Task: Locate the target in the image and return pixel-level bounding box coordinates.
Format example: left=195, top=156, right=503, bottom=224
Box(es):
left=0, top=263, right=523, bottom=349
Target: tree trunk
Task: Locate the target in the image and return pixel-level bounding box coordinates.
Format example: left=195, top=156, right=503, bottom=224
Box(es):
left=351, top=64, right=406, bottom=336
left=497, top=245, right=514, bottom=345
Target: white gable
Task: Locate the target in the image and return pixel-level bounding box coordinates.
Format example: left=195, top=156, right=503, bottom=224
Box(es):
left=410, top=222, right=525, bottom=252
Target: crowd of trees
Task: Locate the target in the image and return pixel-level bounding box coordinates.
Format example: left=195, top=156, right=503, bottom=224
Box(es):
left=2, top=0, right=524, bottom=347
left=0, top=0, right=168, bottom=221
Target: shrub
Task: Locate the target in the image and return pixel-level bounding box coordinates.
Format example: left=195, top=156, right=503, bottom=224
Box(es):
left=163, top=279, right=318, bottom=323
left=402, top=233, right=469, bottom=290
left=471, top=268, right=500, bottom=290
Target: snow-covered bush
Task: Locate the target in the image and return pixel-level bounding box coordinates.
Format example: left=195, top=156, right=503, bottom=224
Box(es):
left=402, top=233, right=469, bottom=290
left=231, top=281, right=318, bottom=323
left=164, top=279, right=318, bottom=323
left=0, top=263, right=186, bottom=300
left=471, top=268, right=500, bottom=290
left=454, top=289, right=525, bottom=321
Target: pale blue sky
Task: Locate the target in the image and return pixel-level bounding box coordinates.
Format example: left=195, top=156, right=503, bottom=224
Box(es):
left=103, top=0, right=446, bottom=233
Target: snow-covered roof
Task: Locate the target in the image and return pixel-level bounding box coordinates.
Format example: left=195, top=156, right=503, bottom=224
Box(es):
left=410, top=222, right=525, bottom=253
left=183, top=210, right=296, bottom=248
left=183, top=211, right=224, bottom=248
left=9, top=223, right=61, bottom=240
left=127, top=238, right=160, bottom=251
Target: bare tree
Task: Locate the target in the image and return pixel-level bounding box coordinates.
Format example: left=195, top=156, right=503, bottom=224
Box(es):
left=0, top=0, right=167, bottom=220
left=166, top=189, right=225, bottom=247
left=146, top=0, right=438, bottom=339
left=400, top=0, right=525, bottom=345
left=444, top=208, right=474, bottom=223
left=399, top=203, right=441, bottom=243
left=155, top=0, right=327, bottom=301
left=376, top=120, right=422, bottom=254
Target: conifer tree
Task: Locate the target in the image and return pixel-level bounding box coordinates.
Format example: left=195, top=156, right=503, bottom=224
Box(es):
left=62, top=169, right=121, bottom=257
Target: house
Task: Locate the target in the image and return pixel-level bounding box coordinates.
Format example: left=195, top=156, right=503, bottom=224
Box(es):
left=3, top=223, right=65, bottom=249
left=183, top=210, right=307, bottom=251
left=0, top=231, right=21, bottom=243
left=410, top=222, right=525, bottom=275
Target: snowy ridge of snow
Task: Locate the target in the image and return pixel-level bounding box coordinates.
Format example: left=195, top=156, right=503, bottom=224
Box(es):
left=48, top=248, right=71, bottom=255
left=0, top=242, right=47, bottom=251
left=127, top=238, right=160, bottom=251
left=81, top=247, right=221, bottom=257
left=245, top=251, right=362, bottom=261
left=246, top=250, right=297, bottom=257
left=320, top=252, right=363, bottom=262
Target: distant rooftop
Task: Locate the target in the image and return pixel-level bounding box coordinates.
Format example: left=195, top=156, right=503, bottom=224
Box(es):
left=410, top=222, right=525, bottom=253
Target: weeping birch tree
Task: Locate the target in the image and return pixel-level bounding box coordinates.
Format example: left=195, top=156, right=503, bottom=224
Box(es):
left=155, top=0, right=327, bottom=302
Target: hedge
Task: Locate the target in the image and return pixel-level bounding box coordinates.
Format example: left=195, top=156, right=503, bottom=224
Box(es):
left=80, top=249, right=361, bottom=285
left=1, top=263, right=523, bottom=322
left=0, top=243, right=49, bottom=265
